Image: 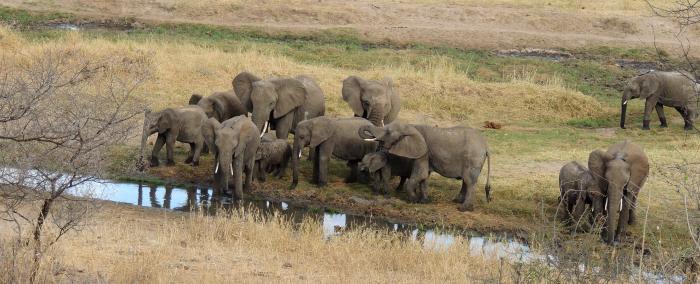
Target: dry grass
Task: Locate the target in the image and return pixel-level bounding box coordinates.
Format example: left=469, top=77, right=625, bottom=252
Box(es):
left=0, top=202, right=510, bottom=283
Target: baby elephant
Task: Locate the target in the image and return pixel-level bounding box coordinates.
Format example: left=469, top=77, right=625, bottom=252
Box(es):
left=558, top=161, right=604, bottom=231
left=254, top=133, right=292, bottom=182
left=359, top=151, right=412, bottom=195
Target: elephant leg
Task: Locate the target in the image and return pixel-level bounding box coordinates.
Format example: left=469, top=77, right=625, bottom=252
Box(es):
left=403, top=177, right=420, bottom=203
left=317, top=142, right=333, bottom=187
left=244, top=159, right=255, bottom=193
left=232, top=157, right=244, bottom=199
left=404, top=162, right=428, bottom=203
left=185, top=143, right=196, bottom=164
left=395, top=176, right=406, bottom=192
left=675, top=106, right=694, bottom=130
left=452, top=183, right=467, bottom=204
left=616, top=193, right=632, bottom=242
left=418, top=179, right=429, bottom=203
left=308, top=146, right=316, bottom=161
left=655, top=103, right=667, bottom=128
left=256, top=161, right=266, bottom=182
left=275, top=114, right=294, bottom=139
left=345, top=161, right=358, bottom=183
left=165, top=131, right=178, bottom=166
left=627, top=191, right=639, bottom=225
left=571, top=194, right=588, bottom=232
left=459, top=166, right=483, bottom=212
left=150, top=134, right=166, bottom=167
left=312, top=147, right=320, bottom=184
left=642, top=98, right=658, bottom=130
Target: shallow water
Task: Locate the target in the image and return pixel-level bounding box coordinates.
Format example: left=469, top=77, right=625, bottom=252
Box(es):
left=73, top=180, right=534, bottom=260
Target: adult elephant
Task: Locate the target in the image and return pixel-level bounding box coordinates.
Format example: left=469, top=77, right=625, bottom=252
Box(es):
left=359, top=123, right=492, bottom=211
left=620, top=71, right=698, bottom=130
left=342, top=76, right=400, bottom=127
left=188, top=91, right=248, bottom=122
left=290, top=117, right=378, bottom=189
left=202, top=116, right=261, bottom=199
left=233, top=72, right=325, bottom=139
left=139, top=106, right=207, bottom=167
left=588, top=141, right=649, bottom=245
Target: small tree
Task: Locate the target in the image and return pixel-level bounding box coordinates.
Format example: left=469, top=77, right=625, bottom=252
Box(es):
left=0, top=44, right=151, bottom=282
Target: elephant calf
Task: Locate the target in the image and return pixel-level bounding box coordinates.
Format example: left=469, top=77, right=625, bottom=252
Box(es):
left=139, top=106, right=208, bottom=167
left=558, top=161, right=604, bottom=231
left=359, top=151, right=412, bottom=195
left=254, top=133, right=292, bottom=182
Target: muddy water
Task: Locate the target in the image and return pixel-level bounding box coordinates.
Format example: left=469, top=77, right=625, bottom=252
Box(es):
left=73, top=180, right=534, bottom=261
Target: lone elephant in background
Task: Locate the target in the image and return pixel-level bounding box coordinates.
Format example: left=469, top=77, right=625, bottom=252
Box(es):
left=139, top=106, right=208, bottom=167
left=202, top=116, right=260, bottom=199
left=232, top=71, right=325, bottom=139
left=620, top=71, right=699, bottom=130
left=588, top=141, right=649, bottom=244
left=359, top=123, right=491, bottom=211
left=291, top=117, right=378, bottom=189
left=189, top=91, right=248, bottom=122
left=342, top=75, right=400, bottom=127
left=558, top=161, right=605, bottom=231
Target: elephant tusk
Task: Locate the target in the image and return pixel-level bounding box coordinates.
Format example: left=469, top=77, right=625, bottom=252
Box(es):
left=619, top=198, right=623, bottom=213
left=380, top=120, right=384, bottom=127
left=230, top=163, right=234, bottom=176
left=298, top=150, right=302, bottom=159
left=364, top=138, right=377, bottom=142
left=604, top=198, right=607, bottom=210
left=215, top=162, right=219, bottom=173
left=260, top=121, right=269, bottom=138
left=623, top=100, right=628, bottom=105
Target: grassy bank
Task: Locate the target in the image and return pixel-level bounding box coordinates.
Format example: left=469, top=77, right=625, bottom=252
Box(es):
left=2, top=5, right=700, bottom=279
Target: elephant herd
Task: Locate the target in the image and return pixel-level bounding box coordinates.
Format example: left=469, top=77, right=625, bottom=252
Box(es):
left=139, top=69, right=698, bottom=244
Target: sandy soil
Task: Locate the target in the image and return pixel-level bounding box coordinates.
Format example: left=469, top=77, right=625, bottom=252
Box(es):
left=4, top=0, right=699, bottom=54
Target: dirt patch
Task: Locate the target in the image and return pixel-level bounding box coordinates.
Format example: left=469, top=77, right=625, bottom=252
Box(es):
left=496, top=48, right=574, bottom=61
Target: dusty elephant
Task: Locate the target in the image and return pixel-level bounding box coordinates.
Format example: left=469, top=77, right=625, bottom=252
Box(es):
left=359, top=151, right=412, bottom=195
left=139, top=106, right=208, bottom=167
left=232, top=71, right=326, bottom=139
left=588, top=141, right=649, bottom=244
left=290, top=117, right=378, bottom=189
left=342, top=75, right=400, bottom=127
left=359, top=123, right=492, bottom=211
left=202, top=116, right=261, bottom=199
left=189, top=91, right=248, bottom=122
left=620, top=71, right=699, bottom=130
left=254, top=133, right=292, bottom=182
left=557, top=161, right=605, bottom=231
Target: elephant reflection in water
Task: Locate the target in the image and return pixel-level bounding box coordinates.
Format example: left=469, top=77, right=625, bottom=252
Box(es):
left=148, top=184, right=161, bottom=208
left=137, top=184, right=144, bottom=206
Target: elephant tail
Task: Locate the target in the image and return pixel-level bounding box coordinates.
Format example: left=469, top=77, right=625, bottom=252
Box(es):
left=485, top=151, right=492, bottom=202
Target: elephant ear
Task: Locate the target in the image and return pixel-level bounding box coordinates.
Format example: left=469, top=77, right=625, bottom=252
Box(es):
left=387, top=125, right=427, bottom=159
left=212, top=98, right=227, bottom=122
left=310, top=117, right=334, bottom=148
left=272, top=78, right=307, bottom=119
left=639, top=74, right=660, bottom=99
left=202, top=118, right=220, bottom=152
left=342, top=76, right=366, bottom=117
left=368, top=153, right=387, bottom=172
left=588, top=149, right=612, bottom=192
left=157, top=109, right=178, bottom=134
left=189, top=93, right=203, bottom=105
left=233, top=71, right=260, bottom=111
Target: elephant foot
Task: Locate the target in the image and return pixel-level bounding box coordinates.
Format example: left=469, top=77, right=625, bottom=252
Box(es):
left=289, top=180, right=298, bottom=190
left=628, top=213, right=636, bottom=225
left=166, top=160, right=175, bottom=166
left=458, top=203, right=474, bottom=212
left=184, top=157, right=193, bottom=164
left=659, top=123, right=668, bottom=128
left=149, top=157, right=160, bottom=167
left=419, top=197, right=431, bottom=204
left=192, top=160, right=200, bottom=166
left=685, top=124, right=694, bottom=131
left=642, top=120, right=650, bottom=130
left=452, top=196, right=464, bottom=204
left=344, top=176, right=357, bottom=183
left=659, top=117, right=668, bottom=128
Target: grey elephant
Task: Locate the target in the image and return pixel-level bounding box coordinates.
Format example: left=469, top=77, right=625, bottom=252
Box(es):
left=621, top=71, right=699, bottom=130
left=557, top=161, right=605, bottom=231
left=232, top=71, right=325, bottom=139
left=202, top=116, right=261, bottom=199
left=342, top=76, right=400, bottom=127
left=359, top=151, right=412, bottom=195
left=189, top=91, right=248, bottom=122
left=359, top=123, right=492, bottom=211
left=290, top=117, right=378, bottom=189
left=588, top=141, right=649, bottom=244
left=254, top=133, right=292, bottom=182
left=139, top=106, right=208, bottom=167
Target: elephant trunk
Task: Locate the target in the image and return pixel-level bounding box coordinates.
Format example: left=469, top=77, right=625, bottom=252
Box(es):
left=217, top=154, right=233, bottom=195
left=358, top=125, right=384, bottom=140
left=604, top=186, right=623, bottom=244
left=290, top=136, right=302, bottom=189
left=367, top=105, right=385, bottom=127
left=620, top=91, right=630, bottom=129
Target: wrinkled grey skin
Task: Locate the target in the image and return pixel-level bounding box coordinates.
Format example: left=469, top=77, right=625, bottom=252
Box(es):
left=589, top=141, right=649, bottom=245
left=202, top=116, right=261, bottom=199
left=139, top=106, right=207, bottom=168
left=189, top=91, right=248, bottom=122
left=291, top=117, right=378, bottom=189
left=621, top=71, right=699, bottom=130
left=254, top=133, right=292, bottom=182
left=359, top=151, right=412, bottom=195
left=232, top=71, right=325, bottom=139
left=342, top=76, right=400, bottom=127
left=558, top=161, right=605, bottom=231
left=359, top=123, right=492, bottom=212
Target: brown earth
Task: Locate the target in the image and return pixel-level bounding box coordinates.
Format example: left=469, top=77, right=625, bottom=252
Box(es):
left=3, top=0, right=700, bottom=55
